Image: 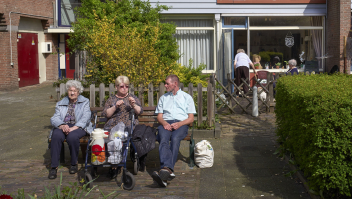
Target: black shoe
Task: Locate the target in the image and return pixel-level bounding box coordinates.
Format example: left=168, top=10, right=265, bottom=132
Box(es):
left=48, top=168, right=57, bottom=179
left=168, top=172, right=176, bottom=181
left=151, top=171, right=167, bottom=187
left=69, top=165, right=78, bottom=174
left=139, top=165, right=146, bottom=172
left=109, top=167, right=120, bottom=179
left=159, top=167, right=172, bottom=181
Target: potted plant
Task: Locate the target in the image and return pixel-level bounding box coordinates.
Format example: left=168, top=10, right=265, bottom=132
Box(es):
left=254, top=62, right=260, bottom=69
left=275, top=62, right=281, bottom=69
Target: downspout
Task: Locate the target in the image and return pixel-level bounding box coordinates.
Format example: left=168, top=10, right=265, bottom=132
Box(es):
left=215, top=14, right=221, bottom=76
left=8, top=12, right=53, bottom=67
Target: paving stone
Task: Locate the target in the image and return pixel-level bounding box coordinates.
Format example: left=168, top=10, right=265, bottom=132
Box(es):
left=0, top=83, right=313, bottom=199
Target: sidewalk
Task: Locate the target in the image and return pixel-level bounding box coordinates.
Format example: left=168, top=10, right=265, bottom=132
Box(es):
left=0, top=83, right=310, bottom=198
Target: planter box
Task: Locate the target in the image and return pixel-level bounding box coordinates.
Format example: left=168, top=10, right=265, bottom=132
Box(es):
left=193, top=121, right=221, bottom=138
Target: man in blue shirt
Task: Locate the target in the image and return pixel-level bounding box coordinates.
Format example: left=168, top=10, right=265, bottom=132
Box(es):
left=151, top=74, right=196, bottom=187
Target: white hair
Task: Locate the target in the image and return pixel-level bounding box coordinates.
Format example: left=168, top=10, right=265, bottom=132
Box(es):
left=237, top=49, right=245, bottom=54
left=66, top=80, right=84, bottom=94
left=288, top=59, right=297, bottom=66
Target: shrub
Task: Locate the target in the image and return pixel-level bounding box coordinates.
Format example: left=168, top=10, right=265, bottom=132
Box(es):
left=275, top=73, right=352, bottom=197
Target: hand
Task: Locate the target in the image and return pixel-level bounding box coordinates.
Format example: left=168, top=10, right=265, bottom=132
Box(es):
left=170, top=122, right=181, bottom=130
left=128, top=97, right=136, bottom=108
left=115, top=100, right=124, bottom=108
left=163, top=123, right=172, bottom=131
left=59, top=124, right=70, bottom=134
left=69, top=126, right=79, bottom=132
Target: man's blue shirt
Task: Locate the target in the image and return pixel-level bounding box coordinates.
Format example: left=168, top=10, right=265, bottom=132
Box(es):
left=155, top=89, right=196, bottom=121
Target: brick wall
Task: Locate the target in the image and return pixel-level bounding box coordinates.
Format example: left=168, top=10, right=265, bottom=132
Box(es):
left=45, top=33, right=58, bottom=81
left=0, top=0, right=56, bottom=91
left=326, top=0, right=351, bottom=73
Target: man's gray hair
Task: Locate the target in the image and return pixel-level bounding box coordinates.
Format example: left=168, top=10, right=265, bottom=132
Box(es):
left=166, top=74, right=180, bottom=86
left=237, top=49, right=245, bottom=54
left=288, top=59, right=297, bottom=66
left=66, top=80, right=84, bottom=94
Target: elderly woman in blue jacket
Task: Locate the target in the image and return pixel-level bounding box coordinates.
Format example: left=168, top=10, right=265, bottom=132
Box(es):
left=49, top=80, right=93, bottom=179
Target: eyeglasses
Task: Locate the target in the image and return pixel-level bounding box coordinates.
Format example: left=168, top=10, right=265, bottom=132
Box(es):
left=119, top=85, right=129, bottom=89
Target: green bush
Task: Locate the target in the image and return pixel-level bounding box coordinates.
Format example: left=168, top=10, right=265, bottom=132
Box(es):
left=275, top=73, right=352, bottom=197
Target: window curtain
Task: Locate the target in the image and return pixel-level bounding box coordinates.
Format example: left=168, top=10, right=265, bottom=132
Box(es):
left=163, top=19, right=214, bottom=70
left=310, top=17, right=323, bottom=69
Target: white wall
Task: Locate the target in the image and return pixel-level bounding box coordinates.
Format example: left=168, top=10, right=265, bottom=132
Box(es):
left=18, top=17, right=46, bottom=83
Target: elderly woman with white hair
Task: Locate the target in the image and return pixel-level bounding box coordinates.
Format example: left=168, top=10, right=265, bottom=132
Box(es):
left=286, top=59, right=299, bottom=75
left=48, top=80, right=93, bottom=179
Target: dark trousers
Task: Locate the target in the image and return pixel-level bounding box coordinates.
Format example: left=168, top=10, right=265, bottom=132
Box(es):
left=157, top=120, right=188, bottom=171
left=235, top=66, right=250, bottom=95
left=51, top=123, right=87, bottom=168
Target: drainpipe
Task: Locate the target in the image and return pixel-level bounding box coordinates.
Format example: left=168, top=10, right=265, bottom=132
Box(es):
left=215, top=14, right=220, bottom=76
left=8, top=12, right=53, bottom=67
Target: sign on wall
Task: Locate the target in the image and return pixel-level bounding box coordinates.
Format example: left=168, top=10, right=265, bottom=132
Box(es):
left=217, top=0, right=326, bottom=4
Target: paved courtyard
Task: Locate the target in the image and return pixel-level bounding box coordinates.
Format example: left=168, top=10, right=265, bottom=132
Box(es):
left=0, top=82, right=310, bottom=198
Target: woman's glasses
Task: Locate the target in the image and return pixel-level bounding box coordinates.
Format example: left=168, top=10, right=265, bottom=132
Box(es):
left=119, top=85, right=129, bottom=89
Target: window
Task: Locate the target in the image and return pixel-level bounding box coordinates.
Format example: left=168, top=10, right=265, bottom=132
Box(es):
left=59, top=0, right=81, bottom=26
left=250, top=16, right=311, bottom=26
left=162, top=18, right=215, bottom=71
left=223, top=17, right=246, bottom=26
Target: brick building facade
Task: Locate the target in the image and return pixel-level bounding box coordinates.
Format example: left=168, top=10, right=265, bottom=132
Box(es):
left=326, top=0, right=351, bottom=73
left=0, top=0, right=351, bottom=91
left=0, top=0, right=57, bottom=91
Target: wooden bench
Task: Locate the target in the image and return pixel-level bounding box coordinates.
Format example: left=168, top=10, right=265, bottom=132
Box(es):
left=48, top=106, right=195, bottom=167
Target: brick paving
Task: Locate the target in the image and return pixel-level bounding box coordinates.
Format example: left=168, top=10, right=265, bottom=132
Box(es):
left=0, top=83, right=311, bottom=198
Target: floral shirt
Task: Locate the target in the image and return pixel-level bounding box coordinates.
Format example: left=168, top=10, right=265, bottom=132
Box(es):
left=102, top=94, right=143, bottom=132
left=63, top=102, right=76, bottom=124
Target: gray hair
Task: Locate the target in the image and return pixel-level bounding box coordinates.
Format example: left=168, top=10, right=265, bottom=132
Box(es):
left=237, top=49, right=245, bottom=54
left=115, top=76, right=130, bottom=86
left=288, top=59, right=297, bottom=66
left=166, top=74, right=180, bottom=86
left=66, top=80, right=84, bottom=94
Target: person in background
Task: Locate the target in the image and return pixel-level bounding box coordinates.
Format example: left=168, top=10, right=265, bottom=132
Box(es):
left=286, top=59, right=299, bottom=75
left=152, top=74, right=196, bottom=187
left=233, top=49, right=257, bottom=97
left=49, top=80, right=93, bottom=179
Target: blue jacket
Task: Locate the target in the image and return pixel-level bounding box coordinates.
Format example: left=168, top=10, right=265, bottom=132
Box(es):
left=50, top=95, right=93, bottom=137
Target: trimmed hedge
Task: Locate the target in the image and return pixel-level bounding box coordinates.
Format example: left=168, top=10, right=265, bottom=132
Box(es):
left=275, top=73, right=352, bottom=197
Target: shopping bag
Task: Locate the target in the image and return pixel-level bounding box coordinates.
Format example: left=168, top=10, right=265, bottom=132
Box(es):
left=194, top=140, right=214, bottom=168
left=110, top=122, right=128, bottom=141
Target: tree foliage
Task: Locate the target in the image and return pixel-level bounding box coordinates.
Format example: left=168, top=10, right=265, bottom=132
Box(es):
left=67, top=0, right=179, bottom=86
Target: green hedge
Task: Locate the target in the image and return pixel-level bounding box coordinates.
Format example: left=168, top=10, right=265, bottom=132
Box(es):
left=275, top=73, right=352, bottom=197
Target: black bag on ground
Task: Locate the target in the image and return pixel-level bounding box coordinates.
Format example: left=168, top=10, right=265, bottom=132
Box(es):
left=132, top=124, right=157, bottom=157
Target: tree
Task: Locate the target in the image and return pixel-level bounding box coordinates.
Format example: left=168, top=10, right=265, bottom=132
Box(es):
left=67, top=0, right=179, bottom=86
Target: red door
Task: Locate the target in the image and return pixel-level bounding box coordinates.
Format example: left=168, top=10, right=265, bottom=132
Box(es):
left=65, top=35, right=75, bottom=79
left=17, top=33, right=39, bottom=87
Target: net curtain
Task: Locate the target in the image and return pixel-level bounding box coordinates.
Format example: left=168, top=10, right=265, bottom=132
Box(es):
left=172, top=19, right=214, bottom=70
left=310, top=16, right=323, bottom=69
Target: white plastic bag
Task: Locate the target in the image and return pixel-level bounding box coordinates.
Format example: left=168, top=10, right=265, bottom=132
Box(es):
left=194, top=140, right=214, bottom=168
left=107, top=137, right=123, bottom=164
left=110, top=122, right=127, bottom=141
